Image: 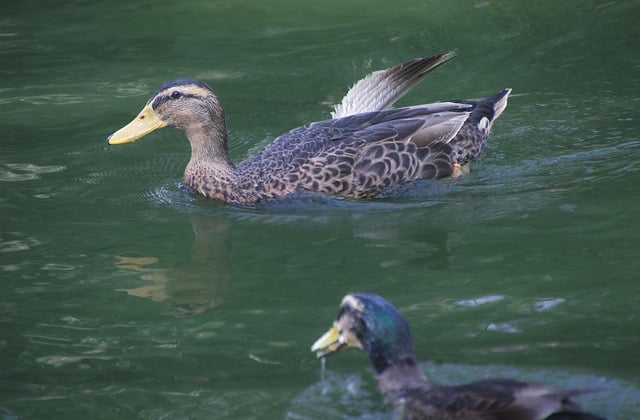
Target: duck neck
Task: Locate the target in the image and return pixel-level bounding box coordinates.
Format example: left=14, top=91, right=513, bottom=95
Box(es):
left=183, top=118, right=245, bottom=201
left=186, top=117, right=233, bottom=168
left=365, top=335, right=430, bottom=398
left=375, top=357, right=431, bottom=401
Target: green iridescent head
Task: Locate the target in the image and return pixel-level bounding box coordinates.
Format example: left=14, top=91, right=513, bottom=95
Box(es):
left=311, top=293, right=418, bottom=374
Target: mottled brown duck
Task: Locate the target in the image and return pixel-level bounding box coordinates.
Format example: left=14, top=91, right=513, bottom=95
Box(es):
left=108, top=52, right=511, bottom=204
left=311, top=293, right=606, bottom=420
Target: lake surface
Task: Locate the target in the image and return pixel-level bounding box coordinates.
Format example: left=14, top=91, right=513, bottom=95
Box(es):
left=2, top=0, right=639, bottom=418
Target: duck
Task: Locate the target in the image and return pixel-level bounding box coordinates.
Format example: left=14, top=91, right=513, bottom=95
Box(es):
left=108, top=51, right=511, bottom=204
left=311, top=293, right=606, bottom=420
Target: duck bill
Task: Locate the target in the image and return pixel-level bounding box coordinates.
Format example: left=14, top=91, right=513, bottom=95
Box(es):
left=108, top=103, right=166, bottom=145
left=311, top=324, right=342, bottom=358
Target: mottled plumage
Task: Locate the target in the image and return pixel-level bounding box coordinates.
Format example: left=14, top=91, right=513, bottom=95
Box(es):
left=108, top=52, right=511, bottom=204
left=311, top=293, right=606, bottom=420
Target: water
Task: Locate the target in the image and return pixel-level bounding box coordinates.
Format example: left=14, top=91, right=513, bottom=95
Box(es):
left=2, top=0, right=639, bottom=418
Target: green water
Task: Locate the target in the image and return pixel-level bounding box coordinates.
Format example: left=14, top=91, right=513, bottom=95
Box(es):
left=2, top=0, right=639, bottom=418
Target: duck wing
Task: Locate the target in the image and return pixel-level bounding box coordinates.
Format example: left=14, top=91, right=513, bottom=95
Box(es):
left=238, top=102, right=472, bottom=197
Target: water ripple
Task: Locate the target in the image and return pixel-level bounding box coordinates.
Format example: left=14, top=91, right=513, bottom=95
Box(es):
left=0, top=236, right=41, bottom=253
left=455, top=295, right=504, bottom=307
left=0, top=162, right=65, bottom=182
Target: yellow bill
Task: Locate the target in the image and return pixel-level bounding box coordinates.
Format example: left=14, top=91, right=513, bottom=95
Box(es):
left=108, top=103, right=166, bottom=145
left=311, top=324, right=342, bottom=358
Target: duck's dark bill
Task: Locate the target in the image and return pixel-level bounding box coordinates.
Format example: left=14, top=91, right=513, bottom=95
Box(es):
left=311, top=324, right=342, bottom=358
left=108, top=103, right=166, bottom=145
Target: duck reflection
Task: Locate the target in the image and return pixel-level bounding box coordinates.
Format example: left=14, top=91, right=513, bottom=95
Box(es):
left=115, top=214, right=232, bottom=317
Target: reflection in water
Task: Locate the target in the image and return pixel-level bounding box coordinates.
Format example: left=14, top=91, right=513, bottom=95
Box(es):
left=356, top=220, right=456, bottom=271
left=254, top=192, right=460, bottom=272
left=115, top=215, right=233, bottom=317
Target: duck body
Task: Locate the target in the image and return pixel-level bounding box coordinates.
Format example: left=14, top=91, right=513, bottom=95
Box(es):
left=108, top=52, right=511, bottom=204
left=311, top=293, right=606, bottom=420
left=228, top=95, right=506, bottom=202
left=382, top=376, right=605, bottom=420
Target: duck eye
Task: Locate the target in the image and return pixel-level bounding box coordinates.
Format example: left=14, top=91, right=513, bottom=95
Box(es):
left=171, top=91, right=181, bottom=99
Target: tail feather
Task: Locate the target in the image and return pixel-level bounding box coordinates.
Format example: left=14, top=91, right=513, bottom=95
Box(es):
left=491, top=88, right=512, bottom=121
left=463, top=88, right=512, bottom=130
left=332, top=51, right=456, bottom=118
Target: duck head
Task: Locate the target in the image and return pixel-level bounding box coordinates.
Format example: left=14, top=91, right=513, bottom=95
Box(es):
left=108, top=79, right=228, bottom=155
left=311, top=293, right=418, bottom=374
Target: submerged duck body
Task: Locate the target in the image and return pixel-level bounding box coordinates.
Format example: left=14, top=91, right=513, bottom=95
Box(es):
left=108, top=52, right=511, bottom=204
left=311, top=293, right=606, bottom=420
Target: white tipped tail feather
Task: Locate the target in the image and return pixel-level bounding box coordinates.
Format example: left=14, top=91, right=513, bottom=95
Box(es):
left=331, top=51, right=456, bottom=118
